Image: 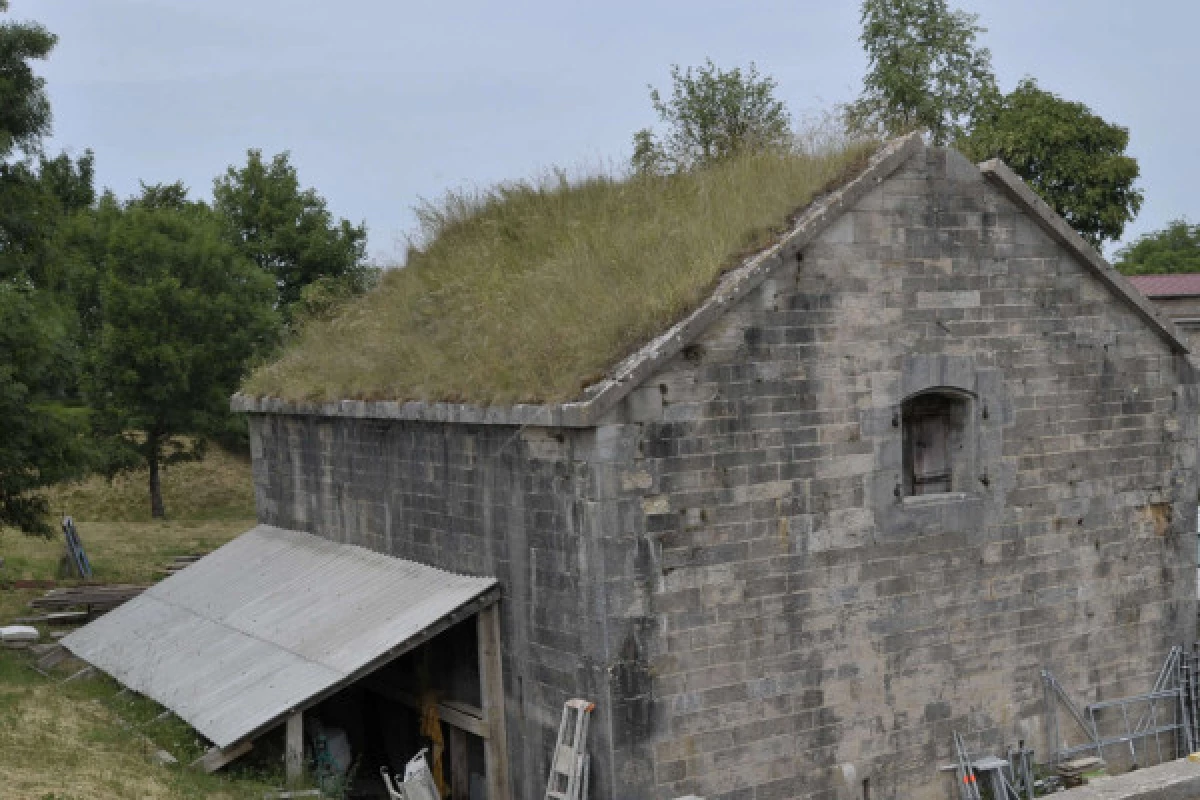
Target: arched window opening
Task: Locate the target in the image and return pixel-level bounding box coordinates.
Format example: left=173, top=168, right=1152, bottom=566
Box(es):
left=902, top=390, right=973, bottom=496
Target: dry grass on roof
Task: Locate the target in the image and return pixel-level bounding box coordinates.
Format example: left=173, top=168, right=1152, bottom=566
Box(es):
left=243, top=139, right=879, bottom=406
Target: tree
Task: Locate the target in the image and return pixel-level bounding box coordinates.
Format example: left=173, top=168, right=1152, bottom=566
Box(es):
left=959, top=78, right=1143, bottom=248
left=0, top=0, right=55, bottom=161
left=1113, top=220, right=1200, bottom=275
left=630, top=128, right=666, bottom=177
left=0, top=150, right=95, bottom=291
left=213, top=150, right=369, bottom=322
left=0, top=153, right=93, bottom=400
left=0, top=2, right=68, bottom=285
left=632, top=60, right=792, bottom=174
left=88, top=186, right=278, bottom=517
left=0, top=2, right=93, bottom=535
left=847, top=0, right=998, bottom=144
left=0, top=280, right=88, bottom=533
left=848, top=1, right=1144, bottom=248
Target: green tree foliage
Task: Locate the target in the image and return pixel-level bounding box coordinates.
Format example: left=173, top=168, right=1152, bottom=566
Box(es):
left=632, top=60, right=791, bottom=174
left=847, top=0, right=998, bottom=144
left=0, top=150, right=95, bottom=290
left=959, top=79, right=1143, bottom=248
left=87, top=186, right=278, bottom=517
left=0, top=153, right=98, bottom=420
left=0, top=2, right=93, bottom=534
left=1113, top=220, right=1200, bottom=275
left=0, top=0, right=55, bottom=160
left=848, top=1, right=1143, bottom=248
left=0, top=2, right=85, bottom=288
left=51, top=188, right=118, bottom=347
left=213, top=150, right=369, bottom=322
left=0, top=281, right=88, bottom=533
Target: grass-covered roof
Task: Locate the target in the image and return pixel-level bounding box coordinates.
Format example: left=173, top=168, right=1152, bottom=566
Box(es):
left=243, top=141, right=877, bottom=406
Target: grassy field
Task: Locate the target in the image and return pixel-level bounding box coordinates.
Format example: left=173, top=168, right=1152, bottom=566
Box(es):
left=3, top=446, right=256, bottom=585
left=0, top=657, right=276, bottom=800
left=0, top=447, right=285, bottom=800
left=41, top=444, right=256, bottom=524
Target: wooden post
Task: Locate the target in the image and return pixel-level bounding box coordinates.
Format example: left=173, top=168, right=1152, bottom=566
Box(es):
left=285, top=710, right=304, bottom=786
left=449, top=726, right=469, bottom=800
left=478, top=604, right=510, bottom=800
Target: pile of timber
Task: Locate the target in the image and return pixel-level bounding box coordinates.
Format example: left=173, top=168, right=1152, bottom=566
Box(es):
left=14, top=610, right=90, bottom=626
left=9, top=553, right=207, bottom=627
left=0, top=579, right=59, bottom=590
left=30, top=584, right=146, bottom=613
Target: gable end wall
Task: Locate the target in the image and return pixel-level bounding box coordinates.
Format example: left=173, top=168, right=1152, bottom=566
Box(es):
left=606, top=145, right=1200, bottom=799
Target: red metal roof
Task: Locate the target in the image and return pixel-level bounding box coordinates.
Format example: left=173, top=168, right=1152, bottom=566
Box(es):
left=1127, top=274, right=1200, bottom=298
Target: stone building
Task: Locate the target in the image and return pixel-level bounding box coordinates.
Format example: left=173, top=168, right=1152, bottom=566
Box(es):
left=1129, top=273, right=1200, bottom=351
left=233, top=135, right=1199, bottom=799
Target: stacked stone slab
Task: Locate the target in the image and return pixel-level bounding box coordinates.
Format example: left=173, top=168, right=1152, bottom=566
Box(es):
left=237, top=141, right=1200, bottom=799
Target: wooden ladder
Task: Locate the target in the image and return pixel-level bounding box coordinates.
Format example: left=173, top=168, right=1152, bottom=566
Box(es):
left=544, top=698, right=595, bottom=800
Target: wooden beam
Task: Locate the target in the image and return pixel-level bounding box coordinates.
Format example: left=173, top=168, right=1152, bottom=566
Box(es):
left=62, top=665, right=95, bottom=683
left=190, top=740, right=252, bottom=773
left=478, top=604, right=511, bottom=800
left=285, top=711, right=304, bottom=786
left=361, top=676, right=489, bottom=739
left=35, top=644, right=68, bottom=671
left=449, top=726, right=469, bottom=800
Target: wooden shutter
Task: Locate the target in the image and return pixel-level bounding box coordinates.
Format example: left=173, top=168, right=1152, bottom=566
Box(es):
left=912, top=414, right=951, bottom=494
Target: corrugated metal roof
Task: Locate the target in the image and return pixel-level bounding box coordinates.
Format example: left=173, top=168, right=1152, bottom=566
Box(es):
left=62, top=525, right=497, bottom=749
left=1128, top=274, right=1200, bottom=298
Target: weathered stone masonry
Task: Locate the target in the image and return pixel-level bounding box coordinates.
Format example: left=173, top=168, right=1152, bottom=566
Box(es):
left=248, top=417, right=624, bottom=800
left=613, top=145, right=1200, bottom=799
left=244, top=143, right=1200, bottom=800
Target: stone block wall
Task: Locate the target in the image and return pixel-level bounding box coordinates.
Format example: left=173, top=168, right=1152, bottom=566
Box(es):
left=247, top=415, right=631, bottom=800
left=598, top=145, right=1200, bottom=798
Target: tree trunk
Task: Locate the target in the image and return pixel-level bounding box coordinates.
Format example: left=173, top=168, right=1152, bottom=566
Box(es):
left=147, top=433, right=165, bottom=519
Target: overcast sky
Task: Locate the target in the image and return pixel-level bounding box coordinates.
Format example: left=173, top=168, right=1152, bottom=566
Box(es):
left=20, top=0, right=1200, bottom=261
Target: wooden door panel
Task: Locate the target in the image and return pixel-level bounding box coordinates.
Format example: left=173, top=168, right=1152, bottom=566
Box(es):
left=912, top=415, right=950, bottom=494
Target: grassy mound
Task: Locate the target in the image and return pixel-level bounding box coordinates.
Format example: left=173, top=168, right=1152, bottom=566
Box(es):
left=245, top=142, right=877, bottom=405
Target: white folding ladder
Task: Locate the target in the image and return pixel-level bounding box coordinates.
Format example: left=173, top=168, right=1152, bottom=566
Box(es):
left=544, top=698, right=595, bottom=800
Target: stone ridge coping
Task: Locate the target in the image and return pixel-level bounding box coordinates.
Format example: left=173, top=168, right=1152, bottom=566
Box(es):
left=233, top=132, right=925, bottom=427
left=979, top=159, right=1190, bottom=355
left=1054, top=757, right=1200, bottom=799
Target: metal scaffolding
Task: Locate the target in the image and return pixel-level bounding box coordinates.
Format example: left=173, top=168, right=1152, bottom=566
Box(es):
left=1043, top=645, right=1194, bottom=768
